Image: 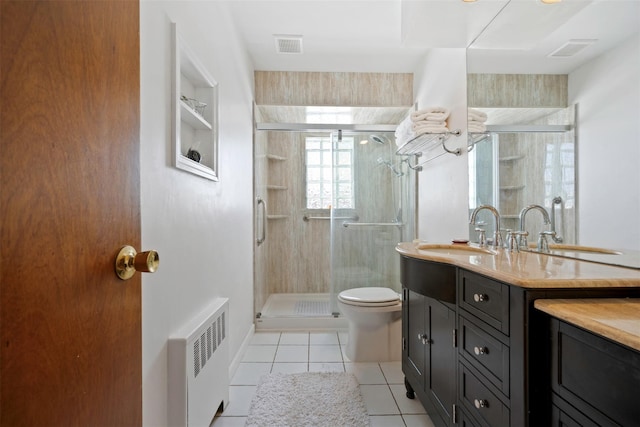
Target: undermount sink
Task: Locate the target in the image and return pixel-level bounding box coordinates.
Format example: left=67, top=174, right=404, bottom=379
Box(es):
left=416, top=243, right=496, bottom=256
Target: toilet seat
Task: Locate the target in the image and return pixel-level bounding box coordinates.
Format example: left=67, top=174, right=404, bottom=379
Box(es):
left=338, top=287, right=401, bottom=307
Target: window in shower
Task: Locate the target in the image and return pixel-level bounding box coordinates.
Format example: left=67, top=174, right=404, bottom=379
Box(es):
left=305, top=136, right=354, bottom=209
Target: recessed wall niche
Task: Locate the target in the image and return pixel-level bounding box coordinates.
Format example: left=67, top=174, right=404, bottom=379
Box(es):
left=171, top=23, right=219, bottom=181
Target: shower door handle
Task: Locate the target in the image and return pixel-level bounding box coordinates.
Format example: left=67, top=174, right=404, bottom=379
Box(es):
left=256, top=197, right=266, bottom=245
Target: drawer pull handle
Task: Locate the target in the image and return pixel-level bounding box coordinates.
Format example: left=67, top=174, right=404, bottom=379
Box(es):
left=474, top=346, right=488, bottom=355
left=473, top=293, right=488, bottom=302
left=417, top=333, right=429, bottom=345
left=474, top=399, right=489, bottom=409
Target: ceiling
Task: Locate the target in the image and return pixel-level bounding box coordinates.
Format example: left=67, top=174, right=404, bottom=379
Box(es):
left=227, top=0, right=639, bottom=74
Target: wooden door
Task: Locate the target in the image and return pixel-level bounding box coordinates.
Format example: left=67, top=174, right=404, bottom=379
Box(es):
left=1, top=1, right=142, bottom=425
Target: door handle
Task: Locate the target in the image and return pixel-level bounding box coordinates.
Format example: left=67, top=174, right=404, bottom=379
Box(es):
left=256, top=197, right=267, bottom=245
left=115, top=245, right=159, bottom=280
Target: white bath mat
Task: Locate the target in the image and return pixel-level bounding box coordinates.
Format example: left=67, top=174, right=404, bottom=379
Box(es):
left=246, top=372, right=369, bottom=427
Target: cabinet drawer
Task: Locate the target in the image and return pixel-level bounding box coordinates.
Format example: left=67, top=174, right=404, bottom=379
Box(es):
left=460, top=363, right=510, bottom=427
left=460, top=316, right=510, bottom=396
left=459, top=271, right=509, bottom=335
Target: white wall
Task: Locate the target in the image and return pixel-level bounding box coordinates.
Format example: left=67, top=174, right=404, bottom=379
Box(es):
left=413, top=49, right=470, bottom=242
left=569, top=33, right=640, bottom=251
left=140, top=2, right=255, bottom=425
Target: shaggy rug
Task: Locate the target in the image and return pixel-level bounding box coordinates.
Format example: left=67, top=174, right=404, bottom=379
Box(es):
left=245, top=372, right=369, bottom=427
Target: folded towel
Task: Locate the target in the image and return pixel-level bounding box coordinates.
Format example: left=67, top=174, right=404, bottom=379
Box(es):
left=411, top=107, right=450, bottom=123
left=395, top=115, right=414, bottom=146
left=412, top=120, right=447, bottom=131
left=468, top=108, right=488, bottom=122
left=413, top=124, right=450, bottom=135
left=468, top=122, right=487, bottom=133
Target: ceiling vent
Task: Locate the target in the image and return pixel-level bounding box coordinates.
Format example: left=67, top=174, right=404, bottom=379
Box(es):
left=274, top=35, right=303, bottom=54
left=548, top=39, right=597, bottom=58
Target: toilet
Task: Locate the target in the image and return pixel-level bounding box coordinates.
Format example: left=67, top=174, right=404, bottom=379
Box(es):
left=337, top=287, right=402, bottom=362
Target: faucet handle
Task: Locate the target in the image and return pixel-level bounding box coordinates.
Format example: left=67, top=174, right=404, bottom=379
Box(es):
left=475, top=227, right=486, bottom=247
left=538, top=230, right=556, bottom=252
left=506, top=230, right=528, bottom=252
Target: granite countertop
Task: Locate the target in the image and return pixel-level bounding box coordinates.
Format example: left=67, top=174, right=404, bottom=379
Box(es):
left=396, top=241, right=640, bottom=289
left=534, top=298, right=640, bottom=352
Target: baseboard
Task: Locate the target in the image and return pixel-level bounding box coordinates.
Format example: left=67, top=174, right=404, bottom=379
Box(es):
left=228, top=323, right=255, bottom=381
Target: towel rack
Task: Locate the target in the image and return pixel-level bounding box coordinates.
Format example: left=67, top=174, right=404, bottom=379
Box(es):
left=342, top=221, right=403, bottom=228
left=303, top=214, right=359, bottom=222
left=395, top=129, right=462, bottom=157
left=467, top=132, right=491, bottom=152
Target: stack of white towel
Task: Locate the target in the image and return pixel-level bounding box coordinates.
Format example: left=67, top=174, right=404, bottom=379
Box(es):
left=395, top=107, right=450, bottom=146
left=468, top=108, right=488, bottom=133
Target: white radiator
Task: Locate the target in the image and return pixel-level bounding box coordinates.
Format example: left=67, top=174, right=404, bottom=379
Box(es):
left=168, top=298, right=229, bottom=427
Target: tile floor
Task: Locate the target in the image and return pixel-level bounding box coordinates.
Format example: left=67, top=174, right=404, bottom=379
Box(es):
left=211, top=331, right=435, bottom=427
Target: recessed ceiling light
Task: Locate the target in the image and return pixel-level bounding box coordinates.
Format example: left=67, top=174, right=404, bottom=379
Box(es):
left=541, top=0, right=562, bottom=4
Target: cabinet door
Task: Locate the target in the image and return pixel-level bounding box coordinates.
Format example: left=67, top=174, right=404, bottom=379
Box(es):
left=403, top=289, right=426, bottom=388
left=428, top=298, right=457, bottom=422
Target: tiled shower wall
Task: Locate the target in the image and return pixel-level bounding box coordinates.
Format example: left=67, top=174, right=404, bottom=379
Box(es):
left=254, top=72, right=413, bottom=312
left=468, top=74, right=576, bottom=244
left=255, top=72, right=413, bottom=106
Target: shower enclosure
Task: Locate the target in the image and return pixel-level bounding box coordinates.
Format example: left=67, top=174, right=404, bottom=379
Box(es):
left=254, top=127, right=416, bottom=329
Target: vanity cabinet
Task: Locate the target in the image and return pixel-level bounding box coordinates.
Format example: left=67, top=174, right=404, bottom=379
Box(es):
left=400, top=253, right=638, bottom=427
left=401, top=257, right=457, bottom=426
left=549, top=318, right=640, bottom=426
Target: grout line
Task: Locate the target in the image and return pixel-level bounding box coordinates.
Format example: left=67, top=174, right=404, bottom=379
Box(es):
left=386, top=383, right=403, bottom=415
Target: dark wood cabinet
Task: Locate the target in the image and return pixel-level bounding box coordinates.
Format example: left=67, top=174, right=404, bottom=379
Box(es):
left=550, top=318, right=640, bottom=426
left=401, top=257, right=457, bottom=426
left=400, top=254, right=638, bottom=427
left=404, top=290, right=457, bottom=425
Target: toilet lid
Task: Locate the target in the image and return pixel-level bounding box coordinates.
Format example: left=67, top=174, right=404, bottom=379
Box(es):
left=338, top=287, right=401, bottom=307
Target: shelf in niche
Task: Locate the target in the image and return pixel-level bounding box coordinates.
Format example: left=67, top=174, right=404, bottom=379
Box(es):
left=267, top=154, right=287, bottom=161
left=499, top=155, right=525, bottom=162
left=179, top=100, right=212, bottom=130
left=267, top=215, right=289, bottom=220
left=500, top=185, right=525, bottom=191
left=267, top=185, right=288, bottom=191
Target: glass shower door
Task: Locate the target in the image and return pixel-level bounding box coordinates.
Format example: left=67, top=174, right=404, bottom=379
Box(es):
left=329, top=131, right=411, bottom=314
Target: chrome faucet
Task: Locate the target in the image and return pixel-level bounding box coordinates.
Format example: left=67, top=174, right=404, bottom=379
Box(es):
left=470, top=205, right=502, bottom=248
left=518, top=204, right=551, bottom=249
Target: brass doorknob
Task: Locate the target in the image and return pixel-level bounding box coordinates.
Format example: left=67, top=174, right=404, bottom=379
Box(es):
left=115, top=245, right=159, bottom=280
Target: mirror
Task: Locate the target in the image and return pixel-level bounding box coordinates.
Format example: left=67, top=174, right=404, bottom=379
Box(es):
left=466, top=0, right=640, bottom=264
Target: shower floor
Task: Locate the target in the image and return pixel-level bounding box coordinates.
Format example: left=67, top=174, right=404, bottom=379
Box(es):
left=256, top=293, right=347, bottom=331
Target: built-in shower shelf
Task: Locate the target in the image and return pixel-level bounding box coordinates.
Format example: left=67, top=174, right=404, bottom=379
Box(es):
left=267, top=185, right=288, bottom=191
left=267, top=154, right=287, bottom=161
left=267, top=215, right=289, bottom=220
left=500, top=185, right=525, bottom=191
left=499, top=155, right=526, bottom=162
